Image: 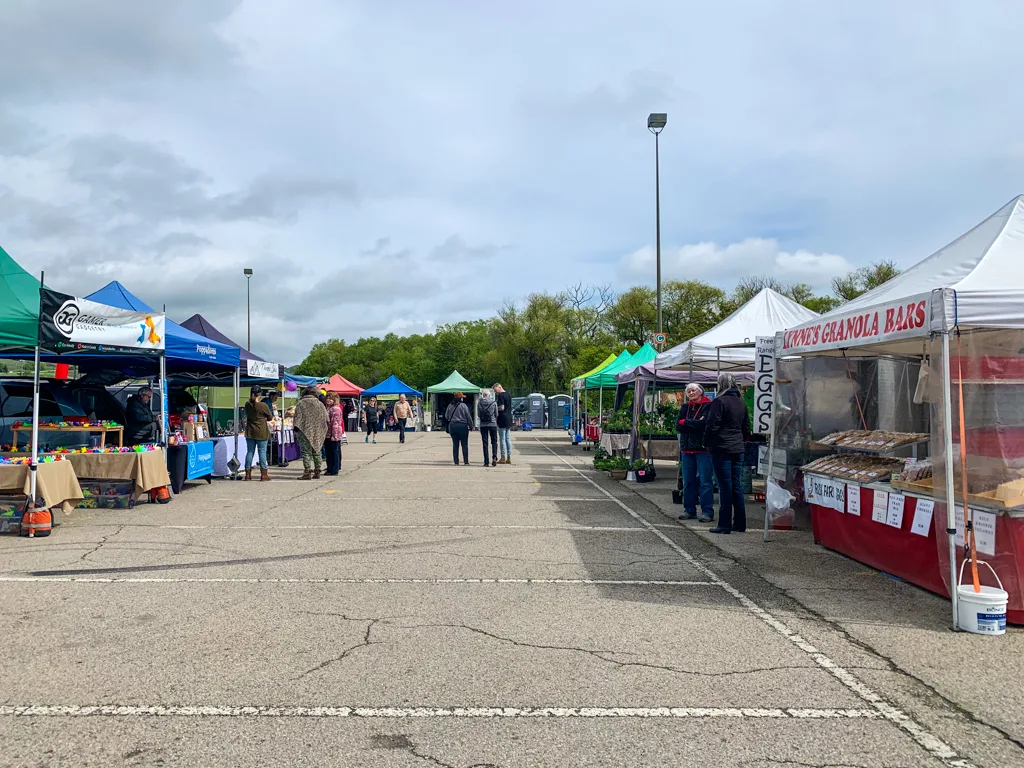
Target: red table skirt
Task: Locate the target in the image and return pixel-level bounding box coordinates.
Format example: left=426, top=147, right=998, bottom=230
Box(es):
left=810, top=486, right=1024, bottom=624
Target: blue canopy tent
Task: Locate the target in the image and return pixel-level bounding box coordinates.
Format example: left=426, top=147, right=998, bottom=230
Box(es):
left=361, top=375, right=422, bottom=398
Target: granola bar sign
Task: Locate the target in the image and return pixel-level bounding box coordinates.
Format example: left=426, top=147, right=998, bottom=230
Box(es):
left=753, top=336, right=775, bottom=434
left=781, top=296, right=930, bottom=354
left=39, top=288, right=165, bottom=354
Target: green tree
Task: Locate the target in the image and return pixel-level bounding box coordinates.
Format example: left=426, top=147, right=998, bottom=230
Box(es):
left=608, top=286, right=656, bottom=346
left=832, top=260, right=900, bottom=301
left=489, top=294, right=566, bottom=392
left=661, top=280, right=729, bottom=345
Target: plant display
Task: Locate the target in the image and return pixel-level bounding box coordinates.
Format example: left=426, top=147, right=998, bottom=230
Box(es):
left=604, top=409, right=633, bottom=434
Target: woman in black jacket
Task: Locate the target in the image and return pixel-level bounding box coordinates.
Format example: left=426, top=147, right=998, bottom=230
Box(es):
left=704, top=373, right=750, bottom=534
left=445, top=392, right=473, bottom=466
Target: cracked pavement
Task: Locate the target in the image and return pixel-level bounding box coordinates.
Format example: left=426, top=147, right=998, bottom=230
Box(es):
left=0, top=433, right=1022, bottom=767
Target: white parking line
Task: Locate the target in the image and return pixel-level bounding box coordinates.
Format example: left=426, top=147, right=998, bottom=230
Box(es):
left=156, top=524, right=646, bottom=531
left=536, top=440, right=975, bottom=768
left=0, top=577, right=716, bottom=586
left=0, top=705, right=882, bottom=720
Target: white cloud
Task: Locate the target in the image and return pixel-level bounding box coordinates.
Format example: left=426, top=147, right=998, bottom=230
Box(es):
left=621, top=238, right=854, bottom=294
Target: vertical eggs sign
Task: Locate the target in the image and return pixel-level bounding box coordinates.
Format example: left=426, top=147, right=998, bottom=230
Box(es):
left=753, top=336, right=775, bottom=434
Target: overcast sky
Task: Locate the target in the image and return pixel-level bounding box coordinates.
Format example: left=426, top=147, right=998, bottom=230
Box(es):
left=2, top=1, right=1021, bottom=365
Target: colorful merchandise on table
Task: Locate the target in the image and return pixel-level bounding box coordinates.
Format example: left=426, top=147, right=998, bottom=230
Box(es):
left=12, top=419, right=121, bottom=429
left=47, top=445, right=157, bottom=455
left=0, top=455, right=66, bottom=465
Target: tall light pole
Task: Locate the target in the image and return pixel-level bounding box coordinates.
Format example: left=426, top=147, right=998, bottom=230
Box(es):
left=647, top=112, right=667, bottom=337
left=243, top=268, right=253, bottom=351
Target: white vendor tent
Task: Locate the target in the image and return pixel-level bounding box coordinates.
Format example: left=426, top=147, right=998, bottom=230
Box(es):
left=655, top=288, right=819, bottom=370
left=779, top=195, right=1024, bottom=358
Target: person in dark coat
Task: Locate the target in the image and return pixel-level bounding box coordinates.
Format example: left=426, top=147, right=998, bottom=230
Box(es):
left=676, top=383, right=715, bottom=523
left=445, top=392, right=473, bottom=465
left=125, top=386, right=158, bottom=445
left=704, top=373, right=751, bottom=534
left=494, top=383, right=513, bottom=464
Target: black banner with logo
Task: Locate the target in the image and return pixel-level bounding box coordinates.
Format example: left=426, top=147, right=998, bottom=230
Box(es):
left=38, top=288, right=166, bottom=355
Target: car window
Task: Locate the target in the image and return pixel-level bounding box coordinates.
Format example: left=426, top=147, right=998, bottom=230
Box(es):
left=0, top=383, right=74, bottom=418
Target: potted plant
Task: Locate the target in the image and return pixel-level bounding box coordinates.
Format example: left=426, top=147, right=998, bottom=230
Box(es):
left=609, top=455, right=631, bottom=480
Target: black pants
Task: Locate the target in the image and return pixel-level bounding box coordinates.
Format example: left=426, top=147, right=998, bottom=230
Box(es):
left=365, top=420, right=378, bottom=435
left=480, top=426, right=497, bottom=465
left=449, top=423, right=469, bottom=464
left=324, top=439, right=341, bottom=475
left=397, top=418, right=407, bottom=443
left=711, top=451, right=747, bottom=532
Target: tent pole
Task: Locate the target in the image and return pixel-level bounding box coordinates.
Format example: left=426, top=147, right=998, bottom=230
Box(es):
left=28, top=343, right=41, bottom=534
left=159, top=353, right=167, bottom=447
left=940, top=331, right=960, bottom=631
left=232, top=368, right=240, bottom=477
left=279, top=376, right=286, bottom=466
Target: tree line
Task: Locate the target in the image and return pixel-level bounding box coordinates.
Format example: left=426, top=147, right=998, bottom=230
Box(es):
left=293, top=262, right=899, bottom=396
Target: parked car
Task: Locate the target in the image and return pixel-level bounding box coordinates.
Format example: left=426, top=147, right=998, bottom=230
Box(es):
left=0, top=378, right=89, bottom=449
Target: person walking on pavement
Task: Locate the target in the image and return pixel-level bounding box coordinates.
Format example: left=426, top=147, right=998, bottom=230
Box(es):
left=393, top=394, right=412, bottom=444
left=494, top=383, right=513, bottom=464
left=445, top=392, right=472, bottom=466
left=243, top=385, right=274, bottom=481
left=294, top=387, right=328, bottom=480
left=363, top=396, right=379, bottom=443
left=676, top=383, right=714, bottom=522
left=323, top=393, right=345, bottom=476
left=477, top=388, right=499, bottom=467
left=704, top=373, right=751, bottom=534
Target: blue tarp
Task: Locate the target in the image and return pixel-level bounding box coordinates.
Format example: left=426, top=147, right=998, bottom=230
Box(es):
left=361, top=374, right=422, bottom=397
left=87, top=282, right=240, bottom=370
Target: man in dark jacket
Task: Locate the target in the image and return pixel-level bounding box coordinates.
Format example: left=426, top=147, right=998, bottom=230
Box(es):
left=494, top=383, right=513, bottom=465
left=704, top=373, right=751, bottom=534
left=125, top=386, right=158, bottom=445
left=676, top=383, right=715, bottom=522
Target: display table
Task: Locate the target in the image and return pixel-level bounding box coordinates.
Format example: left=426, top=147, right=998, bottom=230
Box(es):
left=638, top=438, right=680, bottom=461
left=599, top=433, right=632, bottom=454
left=12, top=424, right=123, bottom=450
left=166, top=441, right=214, bottom=494
left=809, top=478, right=1024, bottom=624
left=212, top=434, right=246, bottom=477
left=65, top=450, right=171, bottom=498
left=271, top=427, right=299, bottom=465
left=0, top=461, right=83, bottom=513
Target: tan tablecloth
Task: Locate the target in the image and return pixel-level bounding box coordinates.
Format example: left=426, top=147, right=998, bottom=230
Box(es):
left=66, top=449, right=171, bottom=497
left=0, top=461, right=84, bottom=513
left=638, top=439, right=681, bottom=461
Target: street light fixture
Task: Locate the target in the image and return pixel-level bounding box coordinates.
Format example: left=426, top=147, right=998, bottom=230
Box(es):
left=243, top=268, right=253, bottom=351
left=647, top=112, right=667, bottom=338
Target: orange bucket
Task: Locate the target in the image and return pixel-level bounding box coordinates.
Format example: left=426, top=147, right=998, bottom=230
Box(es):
left=20, top=506, right=52, bottom=538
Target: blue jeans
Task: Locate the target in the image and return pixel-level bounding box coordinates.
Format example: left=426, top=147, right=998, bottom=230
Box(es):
left=498, top=428, right=512, bottom=459
left=245, top=438, right=268, bottom=470
left=681, top=452, right=714, bottom=519
left=711, top=452, right=746, bottom=531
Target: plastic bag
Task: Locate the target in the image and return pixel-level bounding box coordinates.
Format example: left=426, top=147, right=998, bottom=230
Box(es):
left=765, top=477, right=796, bottom=530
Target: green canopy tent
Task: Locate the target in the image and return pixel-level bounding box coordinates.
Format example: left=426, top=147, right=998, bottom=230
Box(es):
left=0, top=244, right=41, bottom=351
left=567, top=351, right=629, bottom=446
left=584, top=343, right=657, bottom=389
left=570, top=353, right=617, bottom=391
left=426, top=370, right=483, bottom=428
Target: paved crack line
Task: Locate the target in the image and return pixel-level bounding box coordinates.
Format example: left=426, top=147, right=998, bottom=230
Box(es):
left=0, top=577, right=717, bottom=586
left=536, top=439, right=976, bottom=768
left=0, top=705, right=883, bottom=719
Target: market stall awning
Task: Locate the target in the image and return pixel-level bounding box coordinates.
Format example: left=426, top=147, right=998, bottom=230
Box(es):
left=656, top=288, right=818, bottom=370
left=426, top=370, right=482, bottom=394
left=586, top=343, right=657, bottom=388
left=0, top=245, right=41, bottom=349
left=87, top=282, right=240, bottom=370
left=779, top=195, right=1024, bottom=357
left=181, top=314, right=280, bottom=379
left=362, top=374, right=422, bottom=397
left=582, top=349, right=633, bottom=389
left=324, top=373, right=363, bottom=396
left=570, top=353, right=619, bottom=390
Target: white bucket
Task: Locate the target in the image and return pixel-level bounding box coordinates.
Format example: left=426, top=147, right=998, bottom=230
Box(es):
left=957, top=560, right=1008, bottom=636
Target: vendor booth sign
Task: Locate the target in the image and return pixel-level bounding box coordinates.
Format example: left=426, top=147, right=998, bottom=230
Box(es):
left=246, top=359, right=279, bottom=379
left=780, top=295, right=930, bottom=355
left=186, top=441, right=215, bottom=480
left=753, top=336, right=775, bottom=434
left=39, top=288, right=165, bottom=353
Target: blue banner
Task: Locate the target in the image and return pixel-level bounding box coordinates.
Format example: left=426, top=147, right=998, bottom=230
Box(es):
left=186, top=441, right=214, bottom=480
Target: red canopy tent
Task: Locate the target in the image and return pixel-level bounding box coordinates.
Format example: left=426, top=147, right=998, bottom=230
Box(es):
left=324, top=373, right=363, bottom=396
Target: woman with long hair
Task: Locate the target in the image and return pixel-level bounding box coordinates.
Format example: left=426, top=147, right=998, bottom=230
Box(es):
left=294, top=387, right=329, bottom=480
left=243, top=385, right=273, bottom=481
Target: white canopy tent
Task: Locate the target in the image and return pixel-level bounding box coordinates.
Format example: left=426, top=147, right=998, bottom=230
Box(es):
left=655, top=288, right=819, bottom=371
left=770, top=195, right=1024, bottom=630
